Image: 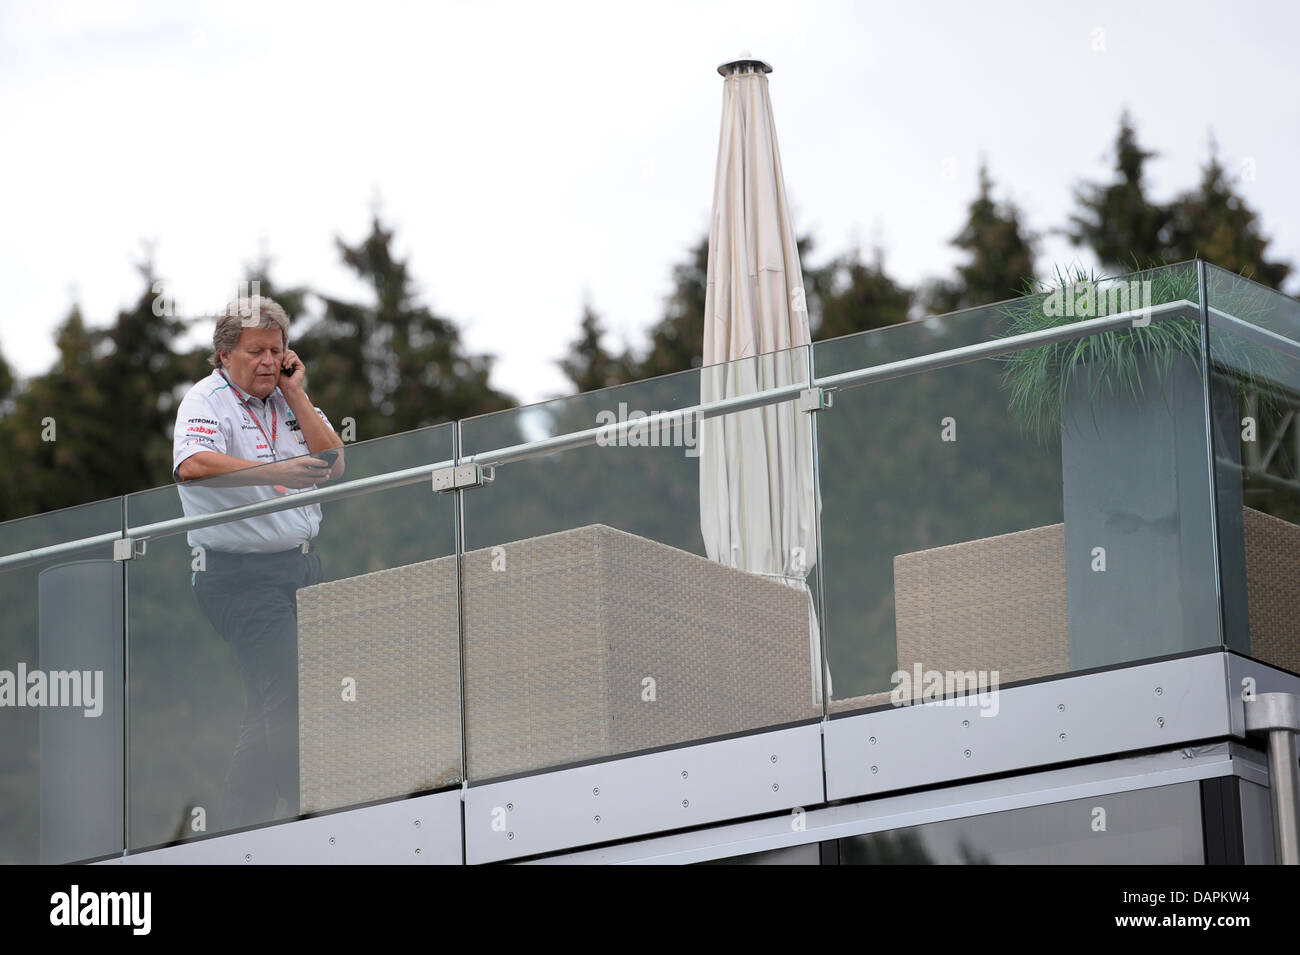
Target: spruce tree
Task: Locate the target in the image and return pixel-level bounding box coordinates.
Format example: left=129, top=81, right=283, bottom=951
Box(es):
left=1166, top=140, right=1292, bottom=288
left=295, top=216, right=515, bottom=441
left=813, top=245, right=913, bottom=341
left=636, top=235, right=710, bottom=380
left=558, top=302, right=634, bottom=394
left=925, top=161, right=1038, bottom=313
left=1068, top=111, right=1173, bottom=269
left=634, top=234, right=826, bottom=379
left=95, top=264, right=194, bottom=494
left=0, top=263, right=194, bottom=515
left=0, top=274, right=199, bottom=518
left=0, top=351, right=13, bottom=422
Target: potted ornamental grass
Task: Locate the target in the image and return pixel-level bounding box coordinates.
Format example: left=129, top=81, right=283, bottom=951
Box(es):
left=997, top=262, right=1278, bottom=668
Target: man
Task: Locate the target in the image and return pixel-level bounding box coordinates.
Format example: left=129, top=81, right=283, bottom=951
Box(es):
left=173, top=295, right=344, bottom=830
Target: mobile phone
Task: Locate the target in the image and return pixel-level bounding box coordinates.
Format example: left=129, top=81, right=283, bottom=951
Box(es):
left=282, top=360, right=298, bottom=375
left=317, top=448, right=340, bottom=467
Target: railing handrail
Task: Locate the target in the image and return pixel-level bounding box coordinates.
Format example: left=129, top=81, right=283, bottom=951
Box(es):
left=1209, top=305, right=1300, bottom=362
left=4, top=296, right=1295, bottom=571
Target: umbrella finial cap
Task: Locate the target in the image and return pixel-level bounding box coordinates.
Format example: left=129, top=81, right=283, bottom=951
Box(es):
left=718, top=53, right=773, bottom=76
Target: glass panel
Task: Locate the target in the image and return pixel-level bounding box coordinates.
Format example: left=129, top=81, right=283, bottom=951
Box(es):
left=0, top=498, right=125, bottom=864
left=124, top=425, right=459, bottom=848
left=1205, top=264, right=1300, bottom=672
left=1239, top=778, right=1274, bottom=865
left=701, top=843, right=822, bottom=865
left=459, top=346, right=823, bottom=782
left=838, top=781, right=1204, bottom=864
left=816, top=263, right=1222, bottom=711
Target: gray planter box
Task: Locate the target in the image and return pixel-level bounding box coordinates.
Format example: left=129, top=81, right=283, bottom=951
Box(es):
left=1060, top=353, right=1247, bottom=669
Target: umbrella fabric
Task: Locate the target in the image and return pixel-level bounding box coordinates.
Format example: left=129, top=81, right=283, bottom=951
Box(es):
left=699, top=65, right=826, bottom=703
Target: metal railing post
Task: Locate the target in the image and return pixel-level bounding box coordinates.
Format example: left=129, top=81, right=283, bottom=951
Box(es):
left=1243, top=692, right=1300, bottom=864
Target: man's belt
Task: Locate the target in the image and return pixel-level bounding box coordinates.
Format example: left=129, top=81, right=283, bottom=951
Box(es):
left=204, top=540, right=315, bottom=566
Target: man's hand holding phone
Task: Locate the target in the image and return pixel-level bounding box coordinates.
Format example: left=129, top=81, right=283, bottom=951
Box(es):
left=279, top=348, right=307, bottom=394
left=270, top=349, right=346, bottom=485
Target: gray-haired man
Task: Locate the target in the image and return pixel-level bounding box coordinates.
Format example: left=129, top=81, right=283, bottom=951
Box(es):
left=173, top=296, right=344, bottom=829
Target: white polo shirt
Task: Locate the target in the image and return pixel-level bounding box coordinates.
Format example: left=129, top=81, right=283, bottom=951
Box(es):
left=173, top=369, right=332, bottom=554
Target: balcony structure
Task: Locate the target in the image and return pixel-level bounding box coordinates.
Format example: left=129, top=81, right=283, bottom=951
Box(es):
left=1, top=261, right=1298, bottom=865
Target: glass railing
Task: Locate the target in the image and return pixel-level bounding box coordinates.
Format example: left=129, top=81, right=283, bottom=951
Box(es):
left=1, top=260, right=1295, bottom=861
left=1205, top=263, right=1300, bottom=669
left=815, top=261, right=1226, bottom=711
left=459, top=345, right=823, bottom=782
left=0, top=498, right=124, bottom=864
left=122, top=424, right=461, bottom=848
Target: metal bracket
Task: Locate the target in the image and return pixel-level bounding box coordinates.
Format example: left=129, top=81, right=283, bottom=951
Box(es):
left=1244, top=692, right=1300, bottom=734
left=796, top=387, right=832, bottom=414
left=432, top=464, right=496, bottom=493
left=112, top=538, right=147, bottom=562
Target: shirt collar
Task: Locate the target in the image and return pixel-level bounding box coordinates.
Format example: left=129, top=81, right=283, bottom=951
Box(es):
left=219, top=369, right=277, bottom=408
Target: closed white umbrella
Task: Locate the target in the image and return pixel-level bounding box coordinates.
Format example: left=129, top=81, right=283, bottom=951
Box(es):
left=699, top=54, right=825, bottom=703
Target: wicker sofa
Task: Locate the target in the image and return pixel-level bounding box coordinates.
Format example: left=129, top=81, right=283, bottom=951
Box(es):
left=296, top=554, right=461, bottom=814
left=1239, top=506, right=1300, bottom=674
left=297, top=523, right=817, bottom=813
left=830, top=506, right=1300, bottom=714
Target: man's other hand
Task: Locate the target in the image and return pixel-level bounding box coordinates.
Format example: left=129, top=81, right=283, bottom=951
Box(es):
left=273, top=455, right=334, bottom=489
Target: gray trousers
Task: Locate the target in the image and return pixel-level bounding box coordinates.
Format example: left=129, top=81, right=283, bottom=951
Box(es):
left=193, top=547, right=323, bottom=830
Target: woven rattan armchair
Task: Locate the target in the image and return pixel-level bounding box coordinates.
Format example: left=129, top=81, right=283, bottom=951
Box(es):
left=297, top=524, right=817, bottom=813
left=830, top=505, right=1300, bottom=715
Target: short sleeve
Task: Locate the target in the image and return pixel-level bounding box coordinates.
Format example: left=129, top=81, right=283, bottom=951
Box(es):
left=173, top=390, right=229, bottom=480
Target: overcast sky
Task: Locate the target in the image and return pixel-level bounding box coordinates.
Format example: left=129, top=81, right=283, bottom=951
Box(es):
left=2, top=0, right=1297, bottom=407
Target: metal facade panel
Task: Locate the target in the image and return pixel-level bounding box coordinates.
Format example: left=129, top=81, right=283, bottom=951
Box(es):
left=465, top=723, right=824, bottom=863
left=111, top=789, right=463, bottom=865
left=539, top=744, right=1238, bottom=864
left=824, top=654, right=1233, bottom=801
